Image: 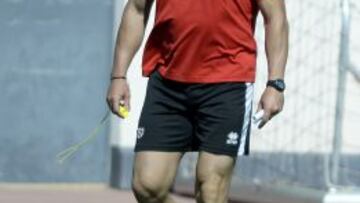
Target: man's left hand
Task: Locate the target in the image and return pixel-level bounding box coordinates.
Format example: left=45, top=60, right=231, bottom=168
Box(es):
left=256, top=86, right=284, bottom=128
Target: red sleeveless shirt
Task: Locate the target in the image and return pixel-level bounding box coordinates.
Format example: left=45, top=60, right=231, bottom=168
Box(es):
left=142, top=0, right=259, bottom=83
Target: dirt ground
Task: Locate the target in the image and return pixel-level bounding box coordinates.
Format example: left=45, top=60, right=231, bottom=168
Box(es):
left=0, top=184, right=195, bottom=203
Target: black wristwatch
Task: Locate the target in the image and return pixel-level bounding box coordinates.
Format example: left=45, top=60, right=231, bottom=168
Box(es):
left=266, top=79, right=286, bottom=92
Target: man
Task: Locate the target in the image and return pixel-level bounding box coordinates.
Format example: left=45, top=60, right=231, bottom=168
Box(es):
left=107, top=0, right=288, bottom=202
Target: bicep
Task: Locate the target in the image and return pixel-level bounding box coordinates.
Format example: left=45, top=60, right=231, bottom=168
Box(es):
left=129, top=0, right=154, bottom=15
left=256, top=0, right=287, bottom=23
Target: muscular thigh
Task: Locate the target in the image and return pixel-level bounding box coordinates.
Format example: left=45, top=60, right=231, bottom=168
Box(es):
left=132, top=151, right=184, bottom=189
left=195, top=151, right=236, bottom=203
left=196, top=151, right=236, bottom=180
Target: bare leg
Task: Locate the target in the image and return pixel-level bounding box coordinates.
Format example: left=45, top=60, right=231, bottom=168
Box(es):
left=194, top=151, right=237, bottom=203
left=132, top=151, right=184, bottom=203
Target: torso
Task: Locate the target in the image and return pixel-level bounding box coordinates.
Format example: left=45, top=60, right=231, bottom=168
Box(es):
left=142, top=0, right=259, bottom=83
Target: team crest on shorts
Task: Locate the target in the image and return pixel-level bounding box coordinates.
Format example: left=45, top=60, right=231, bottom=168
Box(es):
left=137, top=127, right=145, bottom=139
left=226, top=131, right=239, bottom=145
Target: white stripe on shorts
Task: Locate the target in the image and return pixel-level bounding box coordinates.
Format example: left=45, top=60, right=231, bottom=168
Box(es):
left=237, top=82, right=254, bottom=156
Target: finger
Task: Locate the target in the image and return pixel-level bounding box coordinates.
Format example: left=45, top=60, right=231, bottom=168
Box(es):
left=269, top=111, right=279, bottom=120
left=124, top=99, right=130, bottom=112
left=259, top=109, right=271, bottom=129
left=112, top=99, right=124, bottom=118
left=258, top=116, right=269, bottom=128
left=124, top=93, right=130, bottom=111
left=269, top=107, right=282, bottom=120
left=119, top=99, right=125, bottom=106
left=258, top=119, right=267, bottom=129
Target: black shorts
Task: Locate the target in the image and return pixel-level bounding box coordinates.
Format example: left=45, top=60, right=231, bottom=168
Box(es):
left=134, top=69, right=254, bottom=157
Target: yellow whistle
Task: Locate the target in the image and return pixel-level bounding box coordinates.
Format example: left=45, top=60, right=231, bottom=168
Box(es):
left=118, top=105, right=129, bottom=118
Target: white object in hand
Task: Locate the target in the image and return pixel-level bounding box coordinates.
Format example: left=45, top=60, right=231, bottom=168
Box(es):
left=252, top=110, right=265, bottom=129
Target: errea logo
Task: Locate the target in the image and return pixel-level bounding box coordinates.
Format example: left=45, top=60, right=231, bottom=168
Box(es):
left=226, top=131, right=239, bottom=145
left=137, top=127, right=145, bottom=139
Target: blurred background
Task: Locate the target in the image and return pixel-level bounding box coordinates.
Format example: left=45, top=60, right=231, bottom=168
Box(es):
left=0, top=0, right=359, bottom=202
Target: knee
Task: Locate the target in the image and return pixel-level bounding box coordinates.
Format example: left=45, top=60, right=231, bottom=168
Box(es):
left=131, top=171, right=170, bottom=202
left=196, top=173, right=228, bottom=203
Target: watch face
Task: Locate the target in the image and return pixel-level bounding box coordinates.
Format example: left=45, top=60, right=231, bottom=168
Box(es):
left=267, top=80, right=285, bottom=92
left=275, top=80, right=285, bottom=90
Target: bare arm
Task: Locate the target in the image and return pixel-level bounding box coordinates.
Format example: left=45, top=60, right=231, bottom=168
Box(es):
left=111, top=0, right=154, bottom=77
left=258, top=0, right=289, bottom=80
left=256, top=0, right=289, bottom=128
left=107, top=0, right=154, bottom=117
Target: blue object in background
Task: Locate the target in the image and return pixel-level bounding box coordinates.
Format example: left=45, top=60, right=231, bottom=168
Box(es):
left=0, top=0, right=114, bottom=182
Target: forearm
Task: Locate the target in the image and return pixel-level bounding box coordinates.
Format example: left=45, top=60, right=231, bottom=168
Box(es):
left=111, top=0, right=152, bottom=77
left=264, top=15, right=289, bottom=80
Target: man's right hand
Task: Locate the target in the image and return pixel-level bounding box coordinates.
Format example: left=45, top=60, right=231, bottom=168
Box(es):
left=106, top=0, right=154, bottom=118
left=106, top=79, right=131, bottom=118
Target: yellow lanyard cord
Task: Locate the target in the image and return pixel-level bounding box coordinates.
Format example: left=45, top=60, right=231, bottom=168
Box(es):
left=56, top=106, right=128, bottom=164
left=56, top=110, right=111, bottom=164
